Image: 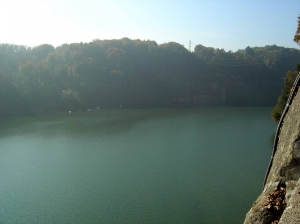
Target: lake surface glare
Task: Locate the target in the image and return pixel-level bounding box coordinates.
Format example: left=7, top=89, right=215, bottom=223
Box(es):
left=0, top=108, right=275, bottom=223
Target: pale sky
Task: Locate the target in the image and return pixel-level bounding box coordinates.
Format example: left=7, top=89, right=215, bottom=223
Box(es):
left=1, top=0, right=300, bottom=52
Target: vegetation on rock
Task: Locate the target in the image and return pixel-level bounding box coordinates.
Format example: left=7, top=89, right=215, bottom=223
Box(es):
left=271, top=15, right=300, bottom=122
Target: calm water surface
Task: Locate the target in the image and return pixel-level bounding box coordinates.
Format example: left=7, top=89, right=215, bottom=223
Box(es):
left=0, top=108, right=275, bottom=223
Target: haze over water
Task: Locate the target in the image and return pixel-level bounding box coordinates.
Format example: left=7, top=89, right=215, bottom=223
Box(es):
left=0, top=108, right=275, bottom=223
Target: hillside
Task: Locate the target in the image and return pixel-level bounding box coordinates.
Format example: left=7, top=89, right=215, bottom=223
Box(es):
left=1, top=39, right=300, bottom=118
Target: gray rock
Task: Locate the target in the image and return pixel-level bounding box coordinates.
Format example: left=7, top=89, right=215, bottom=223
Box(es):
left=244, top=90, right=300, bottom=224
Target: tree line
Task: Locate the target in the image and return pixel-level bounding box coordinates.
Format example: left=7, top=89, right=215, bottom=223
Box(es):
left=0, top=38, right=300, bottom=119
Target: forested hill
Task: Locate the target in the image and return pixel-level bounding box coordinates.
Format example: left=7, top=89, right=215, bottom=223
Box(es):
left=0, top=38, right=300, bottom=118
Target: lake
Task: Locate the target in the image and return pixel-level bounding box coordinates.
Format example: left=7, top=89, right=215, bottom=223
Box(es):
left=0, top=107, right=275, bottom=224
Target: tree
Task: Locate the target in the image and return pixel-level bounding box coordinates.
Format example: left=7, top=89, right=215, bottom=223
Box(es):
left=245, top=46, right=255, bottom=56
left=271, top=69, right=298, bottom=121
left=271, top=16, right=300, bottom=122
left=294, top=15, right=300, bottom=45
left=31, top=44, right=55, bottom=60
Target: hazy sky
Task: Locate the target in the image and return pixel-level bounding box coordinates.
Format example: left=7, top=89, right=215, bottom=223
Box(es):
left=1, top=0, right=300, bottom=51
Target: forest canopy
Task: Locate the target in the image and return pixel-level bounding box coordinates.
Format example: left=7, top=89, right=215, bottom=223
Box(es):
left=0, top=38, right=300, bottom=118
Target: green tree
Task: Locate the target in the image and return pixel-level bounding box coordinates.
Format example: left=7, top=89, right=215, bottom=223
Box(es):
left=271, top=16, right=300, bottom=122
left=271, top=68, right=299, bottom=121
left=294, top=15, right=300, bottom=45
left=31, top=44, right=55, bottom=60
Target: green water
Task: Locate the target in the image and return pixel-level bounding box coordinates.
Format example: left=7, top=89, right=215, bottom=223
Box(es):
left=0, top=108, right=275, bottom=224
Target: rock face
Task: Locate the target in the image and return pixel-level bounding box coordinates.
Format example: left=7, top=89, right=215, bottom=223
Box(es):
left=243, top=89, right=300, bottom=224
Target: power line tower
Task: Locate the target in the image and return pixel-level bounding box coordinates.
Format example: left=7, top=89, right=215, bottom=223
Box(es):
left=189, top=40, right=192, bottom=52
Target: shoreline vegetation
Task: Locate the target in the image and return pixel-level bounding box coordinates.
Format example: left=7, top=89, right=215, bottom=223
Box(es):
left=1, top=39, right=300, bottom=121
left=271, top=65, right=300, bottom=122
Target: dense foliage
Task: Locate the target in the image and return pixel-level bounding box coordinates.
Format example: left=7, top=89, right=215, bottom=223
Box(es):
left=271, top=65, right=300, bottom=122
left=1, top=38, right=300, bottom=118
left=294, top=16, right=300, bottom=45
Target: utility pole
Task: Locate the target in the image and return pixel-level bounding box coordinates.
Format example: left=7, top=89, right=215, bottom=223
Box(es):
left=189, top=40, right=192, bottom=52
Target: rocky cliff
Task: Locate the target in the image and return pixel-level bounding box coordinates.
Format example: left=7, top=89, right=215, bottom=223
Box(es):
left=243, top=84, right=300, bottom=224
